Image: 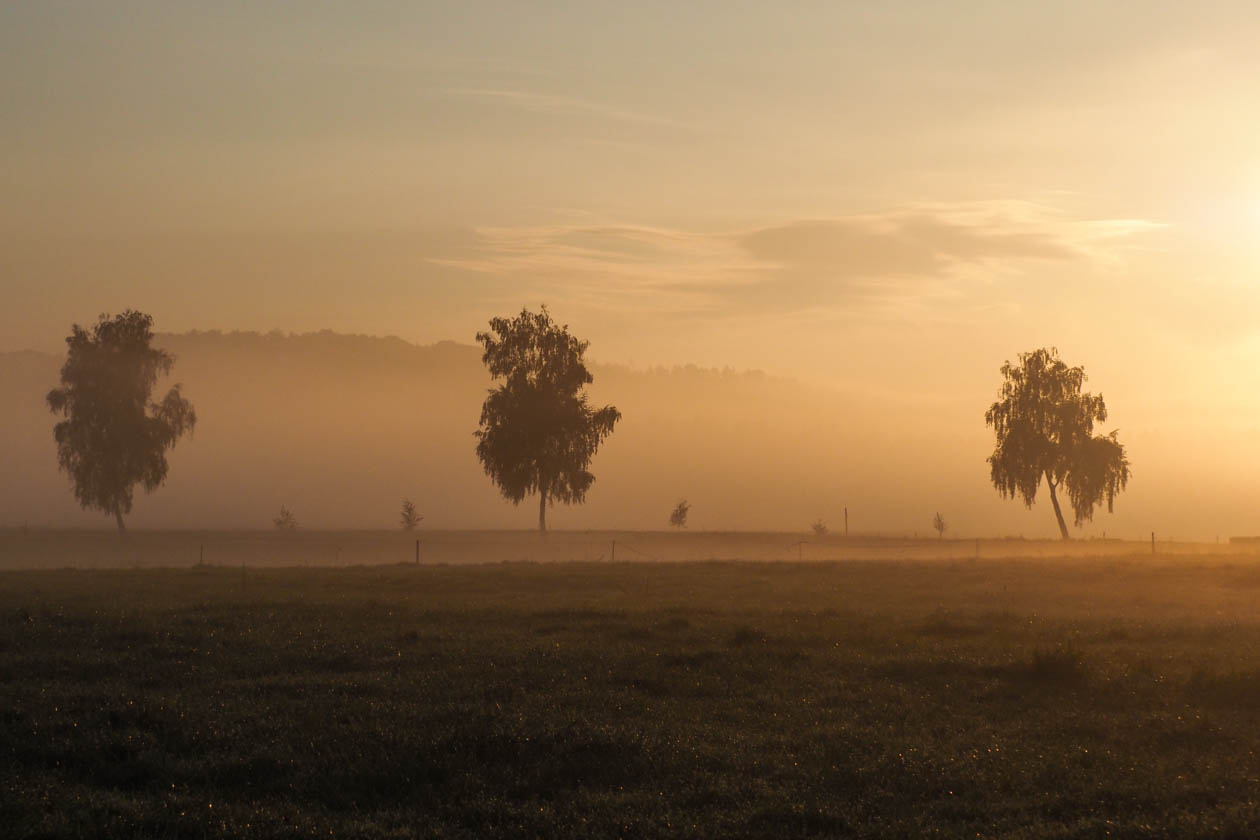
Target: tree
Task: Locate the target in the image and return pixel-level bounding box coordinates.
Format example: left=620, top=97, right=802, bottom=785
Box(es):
left=475, top=306, right=621, bottom=534
left=46, top=311, right=196, bottom=533
left=932, top=512, right=947, bottom=539
left=273, top=506, right=298, bottom=530
left=985, top=347, right=1130, bottom=540
left=400, top=499, right=422, bottom=530
left=670, top=499, right=690, bottom=529
left=811, top=519, right=828, bottom=537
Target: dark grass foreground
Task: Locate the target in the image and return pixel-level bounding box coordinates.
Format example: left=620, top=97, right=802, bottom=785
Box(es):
left=4, top=559, right=1260, bottom=838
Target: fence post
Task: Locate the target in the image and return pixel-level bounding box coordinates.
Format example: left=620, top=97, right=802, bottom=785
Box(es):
left=415, top=539, right=420, bottom=566
left=611, top=539, right=616, bottom=563
left=1151, top=532, right=1155, bottom=555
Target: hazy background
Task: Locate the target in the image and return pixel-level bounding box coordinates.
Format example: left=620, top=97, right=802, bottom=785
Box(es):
left=0, top=330, right=1254, bottom=540
left=2, top=2, right=1259, bottom=537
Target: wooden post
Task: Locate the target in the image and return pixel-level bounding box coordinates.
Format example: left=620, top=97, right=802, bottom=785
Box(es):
left=1151, top=532, right=1155, bottom=555
left=844, top=507, right=849, bottom=537
left=611, top=540, right=616, bottom=563
left=415, top=539, right=420, bottom=566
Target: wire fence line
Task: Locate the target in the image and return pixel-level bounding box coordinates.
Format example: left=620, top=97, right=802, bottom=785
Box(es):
left=2, top=528, right=1257, bottom=571
left=614, top=540, right=661, bottom=562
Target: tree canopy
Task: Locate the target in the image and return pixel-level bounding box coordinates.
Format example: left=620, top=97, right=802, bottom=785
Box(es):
left=984, top=347, right=1130, bottom=540
left=400, top=499, right=422, bottom=531
left=274, top=506, right=297, bottom=530
left=474, top=306, right=620, bottom=533
left=46, top=311, right=196, bottom=532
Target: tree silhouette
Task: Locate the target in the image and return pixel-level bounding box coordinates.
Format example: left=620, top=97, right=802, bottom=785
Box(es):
left=670, top=499, right=690, bottom=529
left=46, top=311, right=196, bottom=533
left=474, top=306, right=621, bottom=534
left=811, top=518, right=828, bottom=537
left=985, top=347, right=1130, bottom=540
left=400, top=499, right=422, bottom=530
left=273, top=506, right=298, bottom=530
left=932, top=512, right=946, bottom=539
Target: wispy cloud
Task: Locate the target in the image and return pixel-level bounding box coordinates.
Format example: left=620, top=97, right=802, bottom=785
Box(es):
left=431, top=203, right=1162, bottom=318
left=430, top=223, right=747, bottom=314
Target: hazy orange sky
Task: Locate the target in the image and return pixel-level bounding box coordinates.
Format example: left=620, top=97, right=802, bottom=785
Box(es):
left=4, top=2, right=1260, bottom=500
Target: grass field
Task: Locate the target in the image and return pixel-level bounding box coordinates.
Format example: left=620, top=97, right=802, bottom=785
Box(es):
left=5, top=543, right=1260, bottom=837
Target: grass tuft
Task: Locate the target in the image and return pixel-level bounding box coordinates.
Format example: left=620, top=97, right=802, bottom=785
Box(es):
left=1017, top=644, right=1091, bottom=687
left=1186, top=667, right=1260, bottom=709
left=728, top=624, right=766, bottom=646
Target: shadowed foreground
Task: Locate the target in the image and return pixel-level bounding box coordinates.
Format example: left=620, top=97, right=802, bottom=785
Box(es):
left=4, top=558, right=1260, bottom=837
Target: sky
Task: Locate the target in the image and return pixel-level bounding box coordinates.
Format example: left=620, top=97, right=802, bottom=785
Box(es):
left=4, top=2, right=1260, bottom=535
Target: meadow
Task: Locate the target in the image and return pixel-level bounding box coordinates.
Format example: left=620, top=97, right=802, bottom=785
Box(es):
left=4, top=535, right=1260, bottom=837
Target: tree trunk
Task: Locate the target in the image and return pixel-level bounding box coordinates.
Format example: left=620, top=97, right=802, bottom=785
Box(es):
left=1045, top=473, right=1070, bottom=540
left=114, top=506, right=127, bottom=535
left=538, top=486, right=548, bottom=536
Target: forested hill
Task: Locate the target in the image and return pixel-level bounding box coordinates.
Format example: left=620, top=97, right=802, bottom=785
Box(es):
left=2, top=330, right=921, bottom=532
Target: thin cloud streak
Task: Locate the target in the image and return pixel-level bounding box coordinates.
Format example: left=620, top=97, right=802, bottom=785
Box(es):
left=432, top=203, right=1162, bottom=317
